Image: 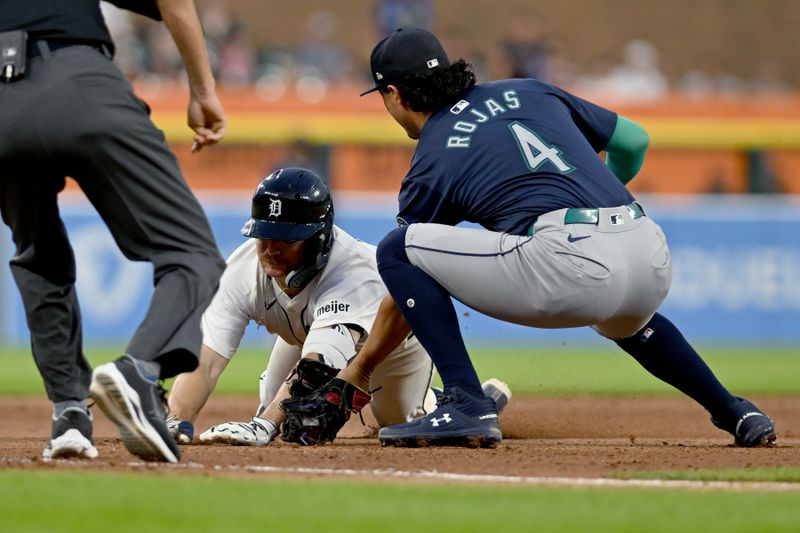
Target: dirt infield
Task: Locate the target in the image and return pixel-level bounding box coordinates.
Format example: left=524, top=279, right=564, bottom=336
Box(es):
left=2, top=396, right=799, bottom=479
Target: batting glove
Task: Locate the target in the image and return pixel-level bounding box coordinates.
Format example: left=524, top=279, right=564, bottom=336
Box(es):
left=166, top=415, right=195, bottom=444
left=198, top=417, right=278, bottom=446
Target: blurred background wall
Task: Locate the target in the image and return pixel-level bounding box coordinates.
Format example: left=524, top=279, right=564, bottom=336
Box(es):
left=1, top=0, right=798, bottom=348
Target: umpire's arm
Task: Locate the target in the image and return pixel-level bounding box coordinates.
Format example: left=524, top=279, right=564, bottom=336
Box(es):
left=157, top=0, right=226, bottom=151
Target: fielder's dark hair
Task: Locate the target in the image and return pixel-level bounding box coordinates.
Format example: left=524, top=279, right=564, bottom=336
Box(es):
left=389, top=59, right=477, bottom=112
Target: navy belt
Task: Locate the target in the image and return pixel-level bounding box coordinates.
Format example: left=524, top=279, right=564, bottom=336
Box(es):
left=528, top=202, right=645, bottom=236
left=28, top=39, right=108, bottom=59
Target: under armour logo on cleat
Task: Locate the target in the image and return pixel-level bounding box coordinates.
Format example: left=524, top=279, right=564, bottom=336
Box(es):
left=430, top=413, right=452, bottom=427
left=567, top=234, right=591, bottom=243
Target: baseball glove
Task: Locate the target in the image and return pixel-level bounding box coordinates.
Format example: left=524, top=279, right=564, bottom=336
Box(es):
left=287, top=358, right=339, bottom=398
left=280, top=377, right=371, bottom=446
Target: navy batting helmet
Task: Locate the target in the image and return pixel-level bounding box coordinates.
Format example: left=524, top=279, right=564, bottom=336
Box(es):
left=242, top=167, right=333, bottom=241
left=242, top=168, right=335, bottom=289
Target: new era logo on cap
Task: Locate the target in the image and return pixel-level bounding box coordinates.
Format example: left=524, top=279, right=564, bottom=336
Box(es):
left=427, top=58, right=439, bottom=68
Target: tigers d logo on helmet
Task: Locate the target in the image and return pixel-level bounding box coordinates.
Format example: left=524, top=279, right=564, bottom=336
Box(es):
left=268, top=198, right=282, bottom=218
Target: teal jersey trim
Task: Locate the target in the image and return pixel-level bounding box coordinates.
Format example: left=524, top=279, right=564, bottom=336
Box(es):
left=604, top=115, right=649, bottom=185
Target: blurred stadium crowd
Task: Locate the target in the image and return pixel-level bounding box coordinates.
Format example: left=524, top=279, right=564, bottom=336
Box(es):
left=102, top=0, right=796, bottom=102
left=96, top=0, right=799, bottom=196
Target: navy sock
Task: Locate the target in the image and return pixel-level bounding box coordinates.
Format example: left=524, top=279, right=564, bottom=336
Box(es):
left=615, top=313, right=735, bottom=417
left=377, top=227, right=484, bottom=398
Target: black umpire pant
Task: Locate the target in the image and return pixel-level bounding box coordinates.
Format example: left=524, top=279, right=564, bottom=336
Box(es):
left=0, top=43, right=226, bottom=402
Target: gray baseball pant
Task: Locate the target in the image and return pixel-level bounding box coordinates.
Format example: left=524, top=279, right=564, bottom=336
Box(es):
left=0, top=44, right=226, bottom=401
left=404, top=205, right=672, bottom=340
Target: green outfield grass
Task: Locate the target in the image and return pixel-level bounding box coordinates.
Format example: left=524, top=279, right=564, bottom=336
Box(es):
left=616, top=467, right=800, bottom=483
left=1, top=345, right=797, bottom=396
left=1, top=470, right=799, bottom=533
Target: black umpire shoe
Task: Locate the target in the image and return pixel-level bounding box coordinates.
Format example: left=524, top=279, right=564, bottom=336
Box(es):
left=711, top=396, right=777, bottom=447
left=90, top=355, right=180, bottom=463
left=379, top=386, right=502, bottom=448
left=42, top=407, right=98, bottom=460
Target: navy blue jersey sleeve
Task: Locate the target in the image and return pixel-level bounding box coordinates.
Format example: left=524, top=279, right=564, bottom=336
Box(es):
left=396, top=150, right=463, bottom=226
left=397, top=178, right=463, bottom=226
left=552, top=86, right=618, bottom=152
left=397, top=145, right=464, bottom=226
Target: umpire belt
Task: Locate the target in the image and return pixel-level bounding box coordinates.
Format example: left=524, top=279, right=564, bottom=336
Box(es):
left=28, top=39, right=111, bottom=60
left=527, top=201, right=645, bottom=236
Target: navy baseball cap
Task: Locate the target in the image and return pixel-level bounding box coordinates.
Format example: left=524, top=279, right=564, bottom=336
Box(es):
left=360, top=27, right=449, bottom=96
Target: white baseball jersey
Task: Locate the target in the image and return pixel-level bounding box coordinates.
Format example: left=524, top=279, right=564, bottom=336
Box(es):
left=202, top=225, right=435, bottom=425
left=202, top=226, right=383, bottom=358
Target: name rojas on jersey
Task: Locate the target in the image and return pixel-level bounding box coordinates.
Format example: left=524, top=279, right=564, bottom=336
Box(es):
left=446, top=90, right=521, bottom=148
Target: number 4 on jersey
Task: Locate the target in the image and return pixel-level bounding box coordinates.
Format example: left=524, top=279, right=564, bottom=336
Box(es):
left=509, top=122, right=573, bottom=173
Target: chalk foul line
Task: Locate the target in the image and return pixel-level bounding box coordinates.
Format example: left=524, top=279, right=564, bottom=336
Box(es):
left=2, top=456, right=799, bottom=492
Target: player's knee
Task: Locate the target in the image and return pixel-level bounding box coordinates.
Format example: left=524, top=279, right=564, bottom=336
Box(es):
left=193, top=252, right=227, bottom=292
left=166, top=251, right=225, bottom=301
left=376, top=226, right=410, bottom=270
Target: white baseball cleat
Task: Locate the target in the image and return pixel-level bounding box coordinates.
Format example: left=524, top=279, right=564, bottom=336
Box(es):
left=199, top=417, right=278, bottom=446
left=423, top=379, right=512, bottom=416
left=482, top=378, right=512, bottom=415
left=42, top=407, right=98, bottom=460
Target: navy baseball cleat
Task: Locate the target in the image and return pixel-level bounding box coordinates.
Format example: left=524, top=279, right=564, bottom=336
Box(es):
left=379, top=386, right=502, bottom=448
left=90, top=355, right=180, bottom=463
left=711, top=397, right=776, bottom=448
left=166, top=416, right=195, bottom=444
left=430, top=379, right=512, bottom=415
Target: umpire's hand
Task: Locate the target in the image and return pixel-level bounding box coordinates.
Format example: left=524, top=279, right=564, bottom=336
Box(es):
left=188, top=93, right=226, bottom=153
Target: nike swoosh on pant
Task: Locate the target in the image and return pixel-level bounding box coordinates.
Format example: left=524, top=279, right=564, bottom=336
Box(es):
left=567, top=235, right=591, bottom=243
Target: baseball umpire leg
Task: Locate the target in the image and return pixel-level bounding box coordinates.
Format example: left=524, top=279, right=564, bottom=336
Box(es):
left=0, top=172, right=92, bottom=403
left=63, top=77, right=226, bottom=378
left=74, top=165, right=225, bottom=379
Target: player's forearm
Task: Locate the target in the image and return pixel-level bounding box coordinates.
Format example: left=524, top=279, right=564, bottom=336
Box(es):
left=259, top=380, right=292, bottom=426
left=339, top=294, right=411, bottom=389
left=604, top=115, right=649, bottom=184
left=168, top=371, right=215, bottom=422
left=156, top=0, right=216, bottom=97
left=168, top=344, right=228, bottom=421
